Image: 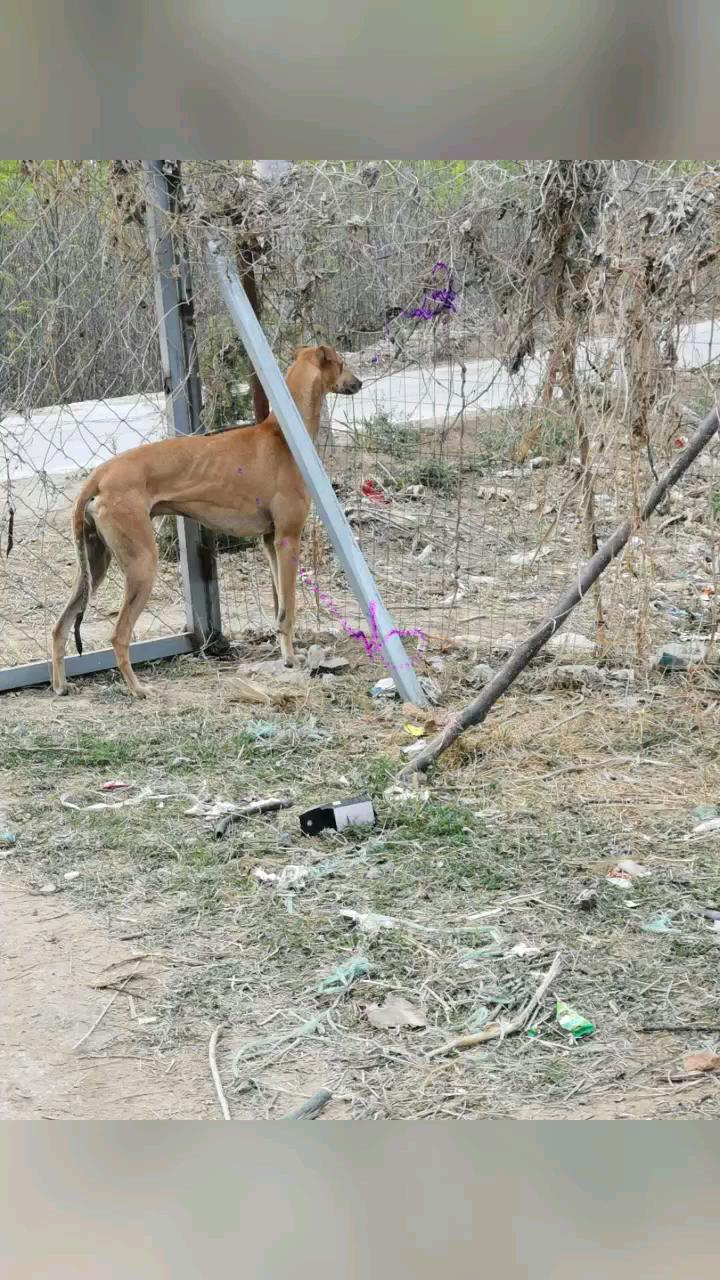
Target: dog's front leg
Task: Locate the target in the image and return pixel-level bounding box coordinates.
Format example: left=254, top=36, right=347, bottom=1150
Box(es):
left=274, top=532, right=301, bottom=666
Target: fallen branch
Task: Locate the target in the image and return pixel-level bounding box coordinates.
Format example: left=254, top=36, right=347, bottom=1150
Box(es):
left=284, top=1089, right=332, bottom=1120
left=400, top=403, right=720, bottom=779
left=426, top=951, right=563, bottom=1059
left=214, top=796, right=294, bottom=839
left=209, top=1026, right=232, bottom=1120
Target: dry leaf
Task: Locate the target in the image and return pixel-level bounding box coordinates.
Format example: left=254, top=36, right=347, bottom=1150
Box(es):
left=684, top=1051, right=720, bottom=1074
left=365, top=997, right=427, bottom=1030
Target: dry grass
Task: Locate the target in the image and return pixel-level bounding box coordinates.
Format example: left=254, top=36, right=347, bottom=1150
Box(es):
left=3, top=632, right=720, bottom=1119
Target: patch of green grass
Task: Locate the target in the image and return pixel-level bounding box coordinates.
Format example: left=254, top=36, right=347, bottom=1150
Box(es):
left=541, top=1059, right=571, bottom=1086
left=401, top=458, right=459, bottom=493
left=3, top=732, right=144, bottom=771
left=366, top=755, right=396, bottom=797
left=386, top=797, right=474, bottom=842
left=538, top=412, right=575, bottom=460
left=361, top=410, right=423, bottom=457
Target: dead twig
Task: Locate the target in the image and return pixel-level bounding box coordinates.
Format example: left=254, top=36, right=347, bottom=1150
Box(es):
left=72, top=961, right=141, bottom=1051
left=209, top=1025, right=232, bottom=1120
left=427, top=951, right=563, bottom=1059
left=639, top=1024, right=720, bottom=1034
left=284, top=1088, right=332, bottom=1120
left=214, top=795, right=294, bottom=839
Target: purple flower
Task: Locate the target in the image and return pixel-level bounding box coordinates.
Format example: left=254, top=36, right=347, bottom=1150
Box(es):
left=432, top=261, right=449, bottom=275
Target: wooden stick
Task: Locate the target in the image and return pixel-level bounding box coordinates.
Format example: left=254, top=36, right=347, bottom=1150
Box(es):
left=400, top=403, right=720, bottom=780
left=284, top=1089, right=333, bottom=1120
left=427, top=951, right=563, bottom=1059
left=214, top=796, right=293, bottom=839
left=209, top=1026, right=232, bottom=1120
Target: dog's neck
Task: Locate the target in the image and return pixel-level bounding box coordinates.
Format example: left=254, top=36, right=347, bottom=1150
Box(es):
left=282, top=364, right=325, bottom=440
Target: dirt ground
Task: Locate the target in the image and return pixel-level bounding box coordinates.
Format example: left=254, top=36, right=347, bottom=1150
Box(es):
left=2, top=631, right=720, bottom=1121
left=3, top=387, right=720, bottom=1119
left=1, top=879, right=214, bottom=1119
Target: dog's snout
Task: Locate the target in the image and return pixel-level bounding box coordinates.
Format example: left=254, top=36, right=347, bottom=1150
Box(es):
left=352, top=377, right=362, bottom=392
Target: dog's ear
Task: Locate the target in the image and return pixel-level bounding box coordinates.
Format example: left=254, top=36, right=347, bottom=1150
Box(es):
left=316, top=345, right=334, bottom=366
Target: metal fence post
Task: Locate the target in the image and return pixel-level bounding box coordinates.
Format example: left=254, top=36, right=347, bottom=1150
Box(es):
left=143, top=161, right=224, bottom=651
left=207, top=238, right=428, bottom=707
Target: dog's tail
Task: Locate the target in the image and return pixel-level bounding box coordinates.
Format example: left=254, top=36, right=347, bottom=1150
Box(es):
left=71, top=475, right=101, bottom=655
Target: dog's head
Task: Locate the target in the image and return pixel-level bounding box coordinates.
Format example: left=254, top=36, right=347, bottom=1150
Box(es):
left=294, top=345, right=362, bottom=396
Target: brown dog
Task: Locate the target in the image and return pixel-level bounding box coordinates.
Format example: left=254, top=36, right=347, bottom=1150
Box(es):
left=51, top=345, right=361, bottom=698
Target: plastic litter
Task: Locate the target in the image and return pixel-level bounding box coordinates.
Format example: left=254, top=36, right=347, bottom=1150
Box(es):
left=654, top=641, right=707, bottom=671
left=300, top=794, right=375, bottom=836
left=403, top=723, right=426, bottom=737
left=371, top=676, right=398, bottom=698
left=691, top=804, right=719, bottom=823
left=640, top=912, right=678, bottom=934
left=555, top=1001, right=595, bottom=1040
left=61, top=786, right=173, bottom=813
left=317, top=957, right=369, bottom=994
left=689, top=816, right=720, bottom=837
left=253, top=865, right=312, bottom=890
left=606, top=858, right=650, bottom=887
left=365, top=997, right=426, bottom=1029
left=465, top=1006, right=492, bottom=1033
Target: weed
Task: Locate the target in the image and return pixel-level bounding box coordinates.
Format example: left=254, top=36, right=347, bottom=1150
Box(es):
left=361, top=410, right=422, bottom=456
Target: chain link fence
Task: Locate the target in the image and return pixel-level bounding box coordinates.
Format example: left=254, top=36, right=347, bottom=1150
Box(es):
left=0, top=162, right=187, bottom=676
left=3, top=160, right=720, bottom=688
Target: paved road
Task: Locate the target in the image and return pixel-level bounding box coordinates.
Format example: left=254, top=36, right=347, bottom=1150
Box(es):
left=3, top=319, right=719, bottom=482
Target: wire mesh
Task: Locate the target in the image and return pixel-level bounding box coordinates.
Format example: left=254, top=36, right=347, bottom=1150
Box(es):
left=184, top=159, right=720, bottom=673
left=3, top=159, right=720, bottom=685
left=0, top=162, right=185, bottom=672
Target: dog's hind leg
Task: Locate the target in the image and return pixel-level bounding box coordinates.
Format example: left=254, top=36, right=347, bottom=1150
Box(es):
left=262, top=532, right=279, bottom=623
left=51, top=577, right=88, bottom=695
left=51, top=513, right=112, bottom=695
left=93, top=498, right=158, bottom=699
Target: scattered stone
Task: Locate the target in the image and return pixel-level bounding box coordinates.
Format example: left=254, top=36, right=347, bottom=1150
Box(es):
left=574, top=888, right=598, bottom=912
left=418, top=676, right=442, bottom=705
left=305, top=644, right=326, bottom=673
left=606, top=668, right=635, bottom=684
left=492, top=632, right=518, bottom=655
left=546, top=631, right=597, bottom=657
left=550, top=664, right=607, bottom=691
left=508, top=547, right=551, bottom=567
left=318, top=655, right=350, bottom=673
left=467, top=662, right=496, bottom=689
left=477, top=485, right=513, bottom=501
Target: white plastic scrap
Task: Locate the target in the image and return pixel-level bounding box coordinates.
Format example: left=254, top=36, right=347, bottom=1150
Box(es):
left=252, top=864, right=311, bottom=890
